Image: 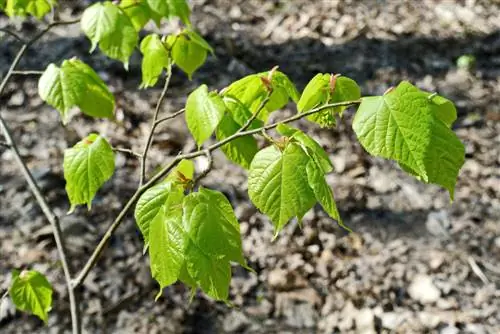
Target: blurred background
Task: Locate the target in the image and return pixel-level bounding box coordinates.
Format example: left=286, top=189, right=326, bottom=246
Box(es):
left=1, top=0, right=499, bottom=333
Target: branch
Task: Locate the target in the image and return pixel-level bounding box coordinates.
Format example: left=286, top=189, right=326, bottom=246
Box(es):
left=0, top=28, right=25, bottom=43
left=236, top=93, right=271, bottom=133
left=12, top=70, right=44, bottom=75
left=139, top=65, right=173, bottom=186
left=113, top=147, right=142, bottom=158
left=155, top=108, right=185, bottom=127
left=72, top=99, right=361, bottom=288
left=192, top=150, right=213, bottom=186
left=0, top=140, right=10, bottom=148
left=0, top=19, right=81, bottom=334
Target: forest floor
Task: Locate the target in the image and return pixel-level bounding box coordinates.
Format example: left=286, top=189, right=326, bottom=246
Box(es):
left=1, top=1, right=499, bottom=333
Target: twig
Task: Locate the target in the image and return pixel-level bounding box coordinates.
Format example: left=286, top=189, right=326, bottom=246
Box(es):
left=113, top=147, right=142, bottom=158
left=467, top=256, right=490, bottom=284
left=0, top=140, right=10, bottom=148
left=0, top=28, right=25, bottom=43
left=192, top=150, right=213, bottom=186
left=154, top=108, right=185, bottom=127
left=12, top=70, right=44, bottom=75
left=139, top=65, right=173, bottom=186
left=72, top=99, right=361, bottom=289
left=0, top=19, right=82, bottom=334
left=236, top=93, right=271, bottom=133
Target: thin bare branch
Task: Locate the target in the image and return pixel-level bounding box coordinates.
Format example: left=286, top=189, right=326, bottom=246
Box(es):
left=0, top=19, right=81, bottom=334
left=139, top=65, right=173, bottom=186
left=155, top=108, right=185, bottom=127
left=192, top=150, right=213, bottom=186
left=0, top=28, right=25, bottom=43
left=236, top=93, right=272, bottom=133
left=12, top=70, right=44, bottom=75
left=113, top=147, right=142, bottom=158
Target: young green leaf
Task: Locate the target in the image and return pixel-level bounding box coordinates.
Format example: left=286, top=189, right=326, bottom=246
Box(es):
left=81, top=1, right=138, bottom=67
left=165, top=159, right=195, bottom=183
left=276, top=124, right=333, bottom=173
left=146, top=0, right=190, bottom=25
left=222, top=70, right=299, bottom=122
left=171, top=34, right=207, bottom=79
left=248, top=144, right=317, bottom=234
left=306, top=160, right=346, bottom=229
left=185, top=84, right=226, bottom=146
left=182, top=187, right=247, bottom=300
left=120, top=0, right=151, bottom=31
left=216, top=113, right=258, bottom=169
left=38, top=59, right=115, bottom=124
left=63, top=134, right=115, bottom=212
left=4, top=0, right=55, bottom=18
left=135, top=182, right=183, bottom=245
left=148, top=185, right=185, bottom=296
left=9, top=270, right=53, bottom=324
left=184, top=29, right=214, bottom=54
left=139, top=33, right=171, bottom=88
left=183, top=187, right=247, bottom=266
left=223, top=96, right=263, bottom=130
left=352, top=81, right=465, bottom=199
left=297, top=73, right=330, bottom=112
left=299, top=74, right=361, bottom=127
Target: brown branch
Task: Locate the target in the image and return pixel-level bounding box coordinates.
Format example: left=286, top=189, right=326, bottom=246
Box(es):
left=12, top=70, right=44, bottom=75
left=72, top=99, right=361, bottom=288
left=0, top=18, right=82, bottom=334
left=139, top=65, right=174, bottom=186
left=154, top=108, right=185, bottom=127
left=113, top=147, right=142, bottom=158
left=0, top=28, right=25, bottom=43
left=192, top=150, right=213, bottom=186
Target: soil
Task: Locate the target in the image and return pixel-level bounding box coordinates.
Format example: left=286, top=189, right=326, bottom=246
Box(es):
left=1, top=1, right=499, bottom=333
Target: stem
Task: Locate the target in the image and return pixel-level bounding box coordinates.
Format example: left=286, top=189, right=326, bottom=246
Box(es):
left=72, top=99, right=361, bottom=288
left=12, top=70, right=44, bottom=75
left=0, top=28, right=25, bottom=43
left=113, top=147, right=142, bottom=158
left=0, top=19, right=82, bottom=334
left=139, top=65, right=173, bottom=186
left=236, top=93, right=271, bottom=133
left=155, top=108, right=185, bottom=127
left=192, top=150, right=213, bottom=186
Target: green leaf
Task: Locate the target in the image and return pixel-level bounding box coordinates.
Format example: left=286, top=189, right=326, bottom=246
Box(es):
left=81, top=1, right=138, bottom=67
left=171, top=34, right=207, bottom=79
left=185, top=29, right=214, bottom=54
left=248, top=144, right=317, bottom=234
left=148, top=184, right=185, bottom=295
left=165, top=159, right=195, bottom=183
left=146, top=0, right=190, bottom=25
left=222, top=96, right=263, bottom=130
left=38, top=59, right=115, bottom=124
left=276, top=124, right=333, bottom=173
left=297, top=73, right=330, bottom=112
left=222, top=70, right=298, bottom=122
left=306, top=160, right=346, bottom=230
left=427, top=93, right=457, bottom=127
left=185, top=84, right=226, bottom=146
left=63, top=133, right=115, bottom=212
left=0, top=0, right=5, bottom=10
left=299, top=74, right=361, bottom=127
left=139, top=33, right=170, bottom=88
left=182, top=187, right=246, bottom=300
left=135, top=182, right=183, bottom=245
left=216, top=113, right=258, bottom=169
left=352, top=81, right=465, bottom=199
left=4, top=0, right=55, bottom=18
left=120, top=0, right=151, bottom=31
left=9, top=270, right=53, bottom=324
